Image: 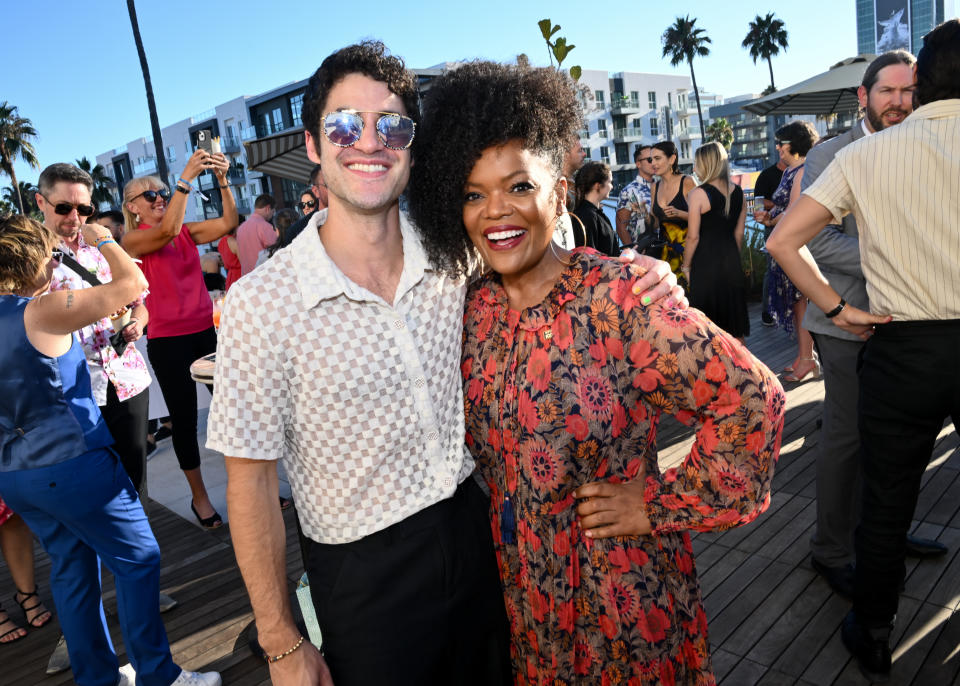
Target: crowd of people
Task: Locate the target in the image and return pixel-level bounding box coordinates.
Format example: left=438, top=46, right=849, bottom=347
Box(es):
left=0, top=18, right=957, bottom=686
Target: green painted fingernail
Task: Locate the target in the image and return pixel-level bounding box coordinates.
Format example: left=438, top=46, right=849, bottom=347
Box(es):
left=641, top=295, right=652, bottom=305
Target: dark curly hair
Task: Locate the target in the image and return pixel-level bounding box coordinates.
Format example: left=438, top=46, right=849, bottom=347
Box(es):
left=408, top=61, right=582, bottom=276
left=775, top=120, right=819, bottom=157
left=301, top=41, right=420, bottom=159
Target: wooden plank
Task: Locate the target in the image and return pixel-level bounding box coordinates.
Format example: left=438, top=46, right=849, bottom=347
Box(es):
left=708, top=560, right=795, bottom=648
left=925, top=526, right=960, bottom=611
left=711, top=647, right=744, bottom=684
left=720, top=656, right=773, bottom=685
left=912, top=605, right=960, bottom=686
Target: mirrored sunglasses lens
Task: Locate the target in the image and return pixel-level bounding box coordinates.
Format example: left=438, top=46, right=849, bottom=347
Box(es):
left=158, top=189, right=171, bottom=200
left=377, top=115, right=414, bottom=149
left=325, top=112, right=362, bottom=146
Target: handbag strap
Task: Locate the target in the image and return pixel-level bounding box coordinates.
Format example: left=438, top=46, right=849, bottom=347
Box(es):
left=58, top=252, right=103, bottom=288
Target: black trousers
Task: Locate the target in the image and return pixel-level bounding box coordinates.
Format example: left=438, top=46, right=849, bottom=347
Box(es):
left=100, top=383, right=149, bottom=493
left=146, top=327, right=216, bottom=471
left=305, top=478, right=511, bottom=686
left=854, top=319, right=960, bottom=626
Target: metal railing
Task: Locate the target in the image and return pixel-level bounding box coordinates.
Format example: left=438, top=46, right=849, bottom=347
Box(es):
left=190, top=108, right=217, bottom=124
left=133, top=158, right=157, bottom=175
left=220, top=136, right=241, bottom=153
left=227, top=168, right=246, bottom=185
left=610, top=95, right=641, bottom=109
left=613, top=128, right=644, bottom=140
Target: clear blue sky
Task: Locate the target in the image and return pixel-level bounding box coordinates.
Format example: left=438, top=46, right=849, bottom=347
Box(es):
left=6, top=0, right=863, bottom=185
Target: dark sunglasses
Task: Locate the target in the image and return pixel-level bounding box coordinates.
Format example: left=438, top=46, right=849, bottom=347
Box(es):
left=298, top=200, right=317, bottom=210
left=41, top=195, right=95, bottom=217
left=322, top=110, right=416, bottom=150
left=50, top=249, right=63, bottom=263
left=775, top=139, right=790, bottom=146
left=639, top=156, right=654, bottom=164
left=133, top=189, right=172, bottom=203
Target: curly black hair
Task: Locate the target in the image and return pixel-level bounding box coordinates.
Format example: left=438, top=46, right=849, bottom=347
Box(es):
left=408, top=61, right=583, bottom=277
left=301, top=41, right=420, bottom=159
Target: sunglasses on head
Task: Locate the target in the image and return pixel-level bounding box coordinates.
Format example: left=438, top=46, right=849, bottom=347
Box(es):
left=133, top=189, right=171, bottom=203
left=322, top=110, right=416, bottom=150
left=41, top=195, right=95, bottom=217
left=50, top=249, right=63, bottom=263
left=298, top=200, right=317, bottom=210
left=775, top=139, right=790, bottom=146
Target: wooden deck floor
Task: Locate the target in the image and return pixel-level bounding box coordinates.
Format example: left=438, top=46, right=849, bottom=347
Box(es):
left=2, top=304, right=958, bottom=685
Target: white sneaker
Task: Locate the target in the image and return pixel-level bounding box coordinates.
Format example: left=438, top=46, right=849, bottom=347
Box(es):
left=170, top=669, right=222, bottom=686
left=118, top=663, right=136, bottom=686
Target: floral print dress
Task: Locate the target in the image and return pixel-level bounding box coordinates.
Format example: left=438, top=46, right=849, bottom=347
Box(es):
left=462, top=250, right=785, bottom=686
left=765, top=164, right=804, bottom=336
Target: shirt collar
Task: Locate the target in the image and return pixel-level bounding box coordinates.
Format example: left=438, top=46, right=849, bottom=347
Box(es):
left=860, top=119, right=873, bottom=137
left=905, top=99, right=960, bottom=121
left=290, top=208, right=433, bottom=309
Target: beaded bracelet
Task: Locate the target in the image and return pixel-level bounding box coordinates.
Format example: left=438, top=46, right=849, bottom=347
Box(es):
left=178, top=177, right=193, bottom=188
left=96, top=238, right=116, bottom=250
left=264, top=635, right=304, bottom=664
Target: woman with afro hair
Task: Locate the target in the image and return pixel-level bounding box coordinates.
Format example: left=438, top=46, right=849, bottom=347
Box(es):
left=409, top=60, right=785, bottom=686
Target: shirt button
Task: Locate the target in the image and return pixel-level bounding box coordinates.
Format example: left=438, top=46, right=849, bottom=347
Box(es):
left=394, top=320, right=405, bottom=329
left=415, top=377, right=425, bottom=388
left=427, top=431, right=439, bottom=441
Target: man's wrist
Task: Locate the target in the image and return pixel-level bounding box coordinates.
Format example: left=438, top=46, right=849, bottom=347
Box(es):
left=257, top=623, right=304, bottom=656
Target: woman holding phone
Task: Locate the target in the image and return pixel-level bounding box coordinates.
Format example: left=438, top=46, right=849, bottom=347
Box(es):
left=121, top=148, right=237, bottom=528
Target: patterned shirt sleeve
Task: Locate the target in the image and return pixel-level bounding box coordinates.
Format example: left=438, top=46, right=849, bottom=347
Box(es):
left=803, top=155, right=855, bottom=225
left=616, top=185, right=633, bottom=212
left=616, top=273, right=785, bottom=533
left=206, top=278, right=289, bottom=461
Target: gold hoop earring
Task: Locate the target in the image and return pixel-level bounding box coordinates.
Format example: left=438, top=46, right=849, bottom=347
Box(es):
left=549, top=238, right=573, bottom=266
left=556, top=207, right=587, bottom=249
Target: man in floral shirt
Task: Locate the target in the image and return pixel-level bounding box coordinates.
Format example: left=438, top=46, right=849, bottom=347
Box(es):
left=615, top=145, right=655, bottom=250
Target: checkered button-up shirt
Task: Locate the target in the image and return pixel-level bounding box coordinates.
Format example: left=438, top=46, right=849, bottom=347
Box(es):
left=207, top=210, right=474, bottom=543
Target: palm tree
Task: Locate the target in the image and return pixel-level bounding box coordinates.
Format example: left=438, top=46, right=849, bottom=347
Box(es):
left=0, top=102, right=40, bottom=215
left=127, top=0, right=168, bottom=182
left=662, top=16, right=712, bottom=140
left=742, top=13, right=789, bottom=92
left=76, top=156, right=117, bottom=207
left=705, top=118, right=734, bottom=151
left=3, top=181, right=39, bottom=216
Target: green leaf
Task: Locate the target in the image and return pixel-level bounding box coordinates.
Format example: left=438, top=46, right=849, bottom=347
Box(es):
left=569, top=65, right=582, bottom=81
left=538, top=19, right=553, bottom=41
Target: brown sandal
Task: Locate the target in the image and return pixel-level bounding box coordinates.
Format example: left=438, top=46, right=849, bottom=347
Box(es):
left=0, top=604, right=26, bottom=643
left=14, top=588, right=52, bottom=628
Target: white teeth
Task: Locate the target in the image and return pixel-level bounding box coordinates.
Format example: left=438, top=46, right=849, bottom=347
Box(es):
left=487, top=229, right=525, bottom=241
left=348, top=163, right=387, bottom=172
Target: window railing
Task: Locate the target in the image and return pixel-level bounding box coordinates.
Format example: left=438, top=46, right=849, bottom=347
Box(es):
left=611, top=95, right=641, bottom=109
left=133, top=158, right=157, bottom=175
left=613, top=128, right=644, bottom=139
left=597, top=129, right=608, bottom=139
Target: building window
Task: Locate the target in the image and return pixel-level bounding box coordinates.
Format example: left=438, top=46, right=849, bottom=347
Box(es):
left=600, top=146, right=610, bottom=163
left=597, top=120, right=607, bottom=137
left=650, top=117, right=659, bottom=136
left=630, top=91, right=639, bottom=106
left=271, top=107, right=283, bottom=134
left=167, top=145, right=176, bottom=163
left=290, top=93, right=304, bottom=127
left=648, top=91, right=657, bottom=109
left=595, top=90, right=605, bottom=108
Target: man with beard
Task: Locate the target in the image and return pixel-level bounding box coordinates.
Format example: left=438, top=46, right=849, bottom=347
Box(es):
left=768, top=21, right=960, bottom=680
left=799, top=50, right=947, bottom=602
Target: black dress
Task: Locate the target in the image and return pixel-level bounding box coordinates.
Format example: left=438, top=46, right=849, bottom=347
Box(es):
left=572, top=201, right=620, bottom=256
left=651, top=176, right=690, bottom=280
left=689, top=184, right=750, bottom=338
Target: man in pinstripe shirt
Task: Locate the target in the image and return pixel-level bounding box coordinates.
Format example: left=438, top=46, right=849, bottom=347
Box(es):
left=768, top=20, right=960, bottom=682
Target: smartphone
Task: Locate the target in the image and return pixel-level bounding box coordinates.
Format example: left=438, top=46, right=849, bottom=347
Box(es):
left=197, top=129, right=213, bottom=154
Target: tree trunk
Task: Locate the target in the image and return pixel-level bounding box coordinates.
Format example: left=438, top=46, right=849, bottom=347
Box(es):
left=7, top=164, right=24, bottom=215
left=688, top=60, right=706, bottom=140
left=127, top=0, right=169, bottom=182
left=767, top=57, right=776, bottom=92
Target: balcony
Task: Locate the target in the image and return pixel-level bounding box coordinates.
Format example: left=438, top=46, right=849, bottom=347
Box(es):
left=227, top=167, right=246, bottom=185
left=600, top=156, right=611, bottom=164
left=578, top=129, right=590, bottom=141
left=677, top=128, right=702, bottom=142
left=610, top=95, right=642, bottom=114
left=612, top=128, right=644, bottom=142
left=235, top=198, right=252, bottom=215
left=596, top=129, right=609, bottom=140
left=255, top=119, right=299, bottom=138
left=133, top=158, right=157, bottom=175
left=240, top=126, right=258, bottom=141
left=220, top=136, right=241, bottom=154
left=197, top=173, right=217, bottom=191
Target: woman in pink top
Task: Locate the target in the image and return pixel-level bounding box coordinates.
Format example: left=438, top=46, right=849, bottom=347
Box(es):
left=121, top=149, right=237, bottom=528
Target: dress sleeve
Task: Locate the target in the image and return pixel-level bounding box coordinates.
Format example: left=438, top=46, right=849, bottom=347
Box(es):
left=614, top=270, right=786, bottom=533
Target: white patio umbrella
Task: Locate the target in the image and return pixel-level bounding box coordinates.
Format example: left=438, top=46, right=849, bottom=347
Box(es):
left=741, top=55, right=876, bottom=116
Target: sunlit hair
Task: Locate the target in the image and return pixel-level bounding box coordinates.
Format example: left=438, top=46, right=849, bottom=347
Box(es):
left=574, top=161, right=611, bottom=208
left=0, top=214, right=58, bottom=293
left=408, top=60, right=583, bottom=276
left=694, top=142, right=733, bottom=216
left=122, top=175, right=166, bottom=234
left=38, top=163, right=93, bottom=196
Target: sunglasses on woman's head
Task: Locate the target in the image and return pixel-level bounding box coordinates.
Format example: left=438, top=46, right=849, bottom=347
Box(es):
left=41, top=194, right=95, bottom=217
left=298, top=200, right=317, bottom=210
left=133, top=189, right=172, bottom=203
left=322, top=110, right=416, bottom=150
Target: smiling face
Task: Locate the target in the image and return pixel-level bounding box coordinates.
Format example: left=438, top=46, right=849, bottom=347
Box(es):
left=859, top=63, right=915, bottom=132
left=304, top=73, right=411, bottom=216
left=125, top=178, right=168, bottom=227
left=462, top=140, right=565, bottom=287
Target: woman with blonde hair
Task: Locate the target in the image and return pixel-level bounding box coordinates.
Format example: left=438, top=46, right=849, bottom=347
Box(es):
left=682, top=142, right=750, bottom=340
left=120, top=148, right=237, bottom=528
left=0, top=214, right=220, bottom=686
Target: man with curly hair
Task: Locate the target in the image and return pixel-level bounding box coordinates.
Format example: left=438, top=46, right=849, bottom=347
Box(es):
left=208, top=41, right=680, bottom=686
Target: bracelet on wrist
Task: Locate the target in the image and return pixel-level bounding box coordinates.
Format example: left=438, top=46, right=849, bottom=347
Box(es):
left=264, top=635, right=304, bottom=664
left=175, top=185, right=190, bottom=195
left=96, top=238, right=117, bottom=250
left=178, top=177, right=193, bottom=187
left=824, top=297, right=847, bottom=318
left=219, top=183, right=229, bottom=189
